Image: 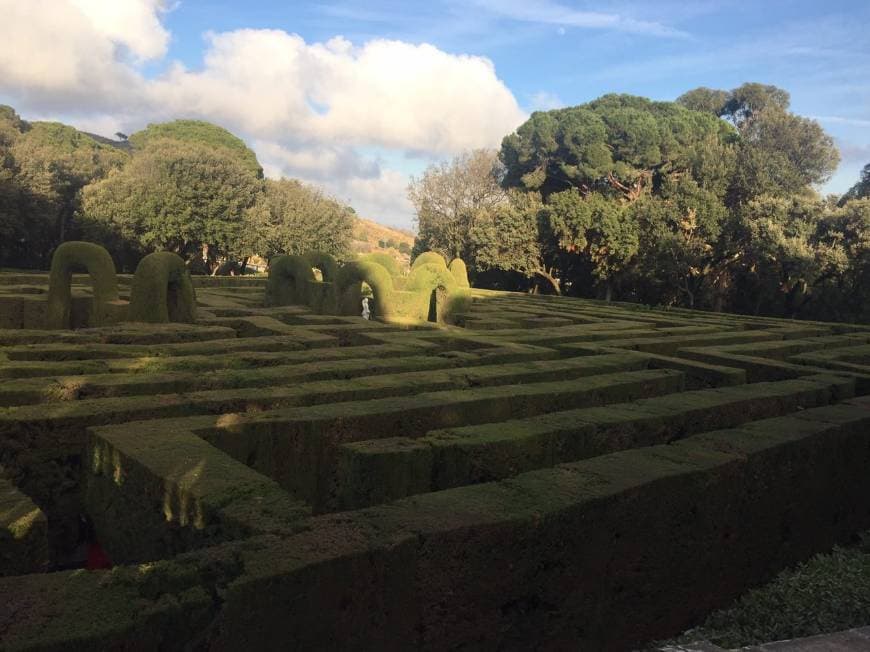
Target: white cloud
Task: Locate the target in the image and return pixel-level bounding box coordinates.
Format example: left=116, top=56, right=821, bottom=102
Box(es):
left=0, top=3, right=527, bottom=228
left=0, top=0, right=146, bottom=106
left=148, top=31, right=525, bottom=153
left=69, top=0, right=171, bottom=60
left=469, top=0, right=690, bottom=38
left=255, top=141, right=413, bottom=227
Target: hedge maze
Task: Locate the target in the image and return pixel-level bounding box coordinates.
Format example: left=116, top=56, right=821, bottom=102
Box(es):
left=3, top=251, right=870, bottom=650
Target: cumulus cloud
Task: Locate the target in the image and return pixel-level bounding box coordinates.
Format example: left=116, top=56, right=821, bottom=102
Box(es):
left=254, top=140, right=413, bottom=227
left=0, top=2, right=526, bottom=227
left=69, top=0, right=171, bottom=60
left=148, top=32, right=525, bottom=153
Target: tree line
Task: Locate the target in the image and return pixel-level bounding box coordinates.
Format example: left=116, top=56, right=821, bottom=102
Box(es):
left=0, top=108, right=355, bottom=273
left=410, top=83, right=870, bottom=323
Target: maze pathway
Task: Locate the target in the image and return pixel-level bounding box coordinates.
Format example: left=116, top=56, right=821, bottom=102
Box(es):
left=2, top=277, right=870, bottom=650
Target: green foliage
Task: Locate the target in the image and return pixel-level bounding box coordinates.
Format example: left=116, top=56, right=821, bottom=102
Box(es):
left=669, top=539, right=870, bottom=648
left=469, top=190, right=558, bottom=292
left=409, top=149, right=506, bottom=264
left=407, top=262, right=455, bottom=292
left=265, top=255, right=316, bottom=307
left=840, top=163, right=870, bottom=206
left=46, top=241, right=119, bottom=329
left=631, top=176, right=728, bottom=308
left=814, top=199, right=870, bottom=322
left=247, top=178, right=354, bottom=261
left=675, top=87, right=730, bottom=115
left=335, top=260, right=395, bottom=318
left=448, top=258, right=470, bottom=288
left=500, top=94, right=734, bottom=201
left=729, top=109, right=839, bottom=203
left=411, top=251, right=447, bottom=270
left=79, top=138, right=262, bottom=269
left=544, top=190, right=638, bottom=287
left=0, top=116, right=127, bottom=267
left=129, top=120, right=262, bottom=177
left=128, top=252, right=197, bottom=323
left=303, top=251, right=339, bottom=283
left=482, top=84, right=847, bottom=309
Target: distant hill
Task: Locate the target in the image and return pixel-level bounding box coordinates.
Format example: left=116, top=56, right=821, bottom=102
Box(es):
left=352, top=217, right=415, bottom=269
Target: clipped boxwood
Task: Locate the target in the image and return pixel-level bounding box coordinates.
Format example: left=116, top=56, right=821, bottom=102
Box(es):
left=407, top=262, right=456, bottom=293
left=46, top=241, right=119, bottom=329
left=128, top=252, right=197, bottom=323
left=411, top=251, right=447, bottom=270
left=448, top=258, right=470, bottom=288
left=266, top=255, right=316, bottom=307
left=303, top=251, right=339, bottom=283
left=334, top=260, right=394, bottom=318
left=407, top=262, right=469, bottom=325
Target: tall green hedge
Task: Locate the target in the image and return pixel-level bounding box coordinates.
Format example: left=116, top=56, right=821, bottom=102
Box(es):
left=303, top=251, right=339, bottom=283
left=46, top=241, right=119, bottom=329
left=411, top=251, right=447, bottom=270
left=335, top=260, right=395, bottom=318
left=128, top=252, right=197, bottom=323
left=266, top=255, right=316, bottom=307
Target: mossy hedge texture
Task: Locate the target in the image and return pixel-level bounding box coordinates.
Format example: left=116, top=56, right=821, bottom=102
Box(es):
left=129, top=252, right=197, bottom=323
left=266, top=250, right=473, bottom=325
left=3, top=256, right=870, bottom=650
left=46, top=241, right=120, bottom=329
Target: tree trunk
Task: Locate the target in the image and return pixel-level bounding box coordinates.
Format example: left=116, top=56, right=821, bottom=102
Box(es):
left=604, top=282, right=612, bottom=302
left=534, top=269, right=561, bottom=295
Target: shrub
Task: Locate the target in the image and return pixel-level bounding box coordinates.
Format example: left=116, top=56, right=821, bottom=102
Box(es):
left=411, top=251, right=447, bottom=270
left=46, top=241, right=119, bottom=329
left=128, top=251, right=197, bottom=323
left=265, top=255, right=316, bottom=307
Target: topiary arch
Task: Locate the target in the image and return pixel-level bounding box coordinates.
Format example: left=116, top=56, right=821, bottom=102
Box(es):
left=334, top=260, right=394, bottom=319
left=303, top=251, right=339, bottom=283
left=266, top=255, right=316, bottom=307
left=46, top=241, right=119, bottom=329
left=128, top=252, right=197, bottom=323
left=407, top=262, right=464, bottom=324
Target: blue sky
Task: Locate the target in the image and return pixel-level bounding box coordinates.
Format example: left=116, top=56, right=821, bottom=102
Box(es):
left=1, top=0, right=868, bottom=228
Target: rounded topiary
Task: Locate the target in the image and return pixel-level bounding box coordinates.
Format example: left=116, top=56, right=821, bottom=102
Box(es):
left=407, top=262, right=457, bottom=293
left=46, top=241, right=119, bottom=329
left=448, top=258, right=471, bottom=288
left=303, top=251, right=339, bottom=283
left=411, top=251, right=448, bottom=270
left=128, top=251, right=197, bottom=323
left=360, top=252, right=401, bottom=277
left=334, top=260, right=394, bottom=318
left=266, top=255, right=316, bottom=306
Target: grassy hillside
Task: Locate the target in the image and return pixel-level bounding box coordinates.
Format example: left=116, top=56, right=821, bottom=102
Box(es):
left=351, top=217, right=415, bottom=270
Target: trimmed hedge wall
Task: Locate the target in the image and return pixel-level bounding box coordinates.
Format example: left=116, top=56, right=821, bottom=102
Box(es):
left=265, top=255, right=316, bottom=307
left=263, top=251, right=472, bottom=325
left=46, top=241, right=120, bottom=329
left=411, top=251, right=447, bottom=270
left=128, top=252, right=197, bottom=323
